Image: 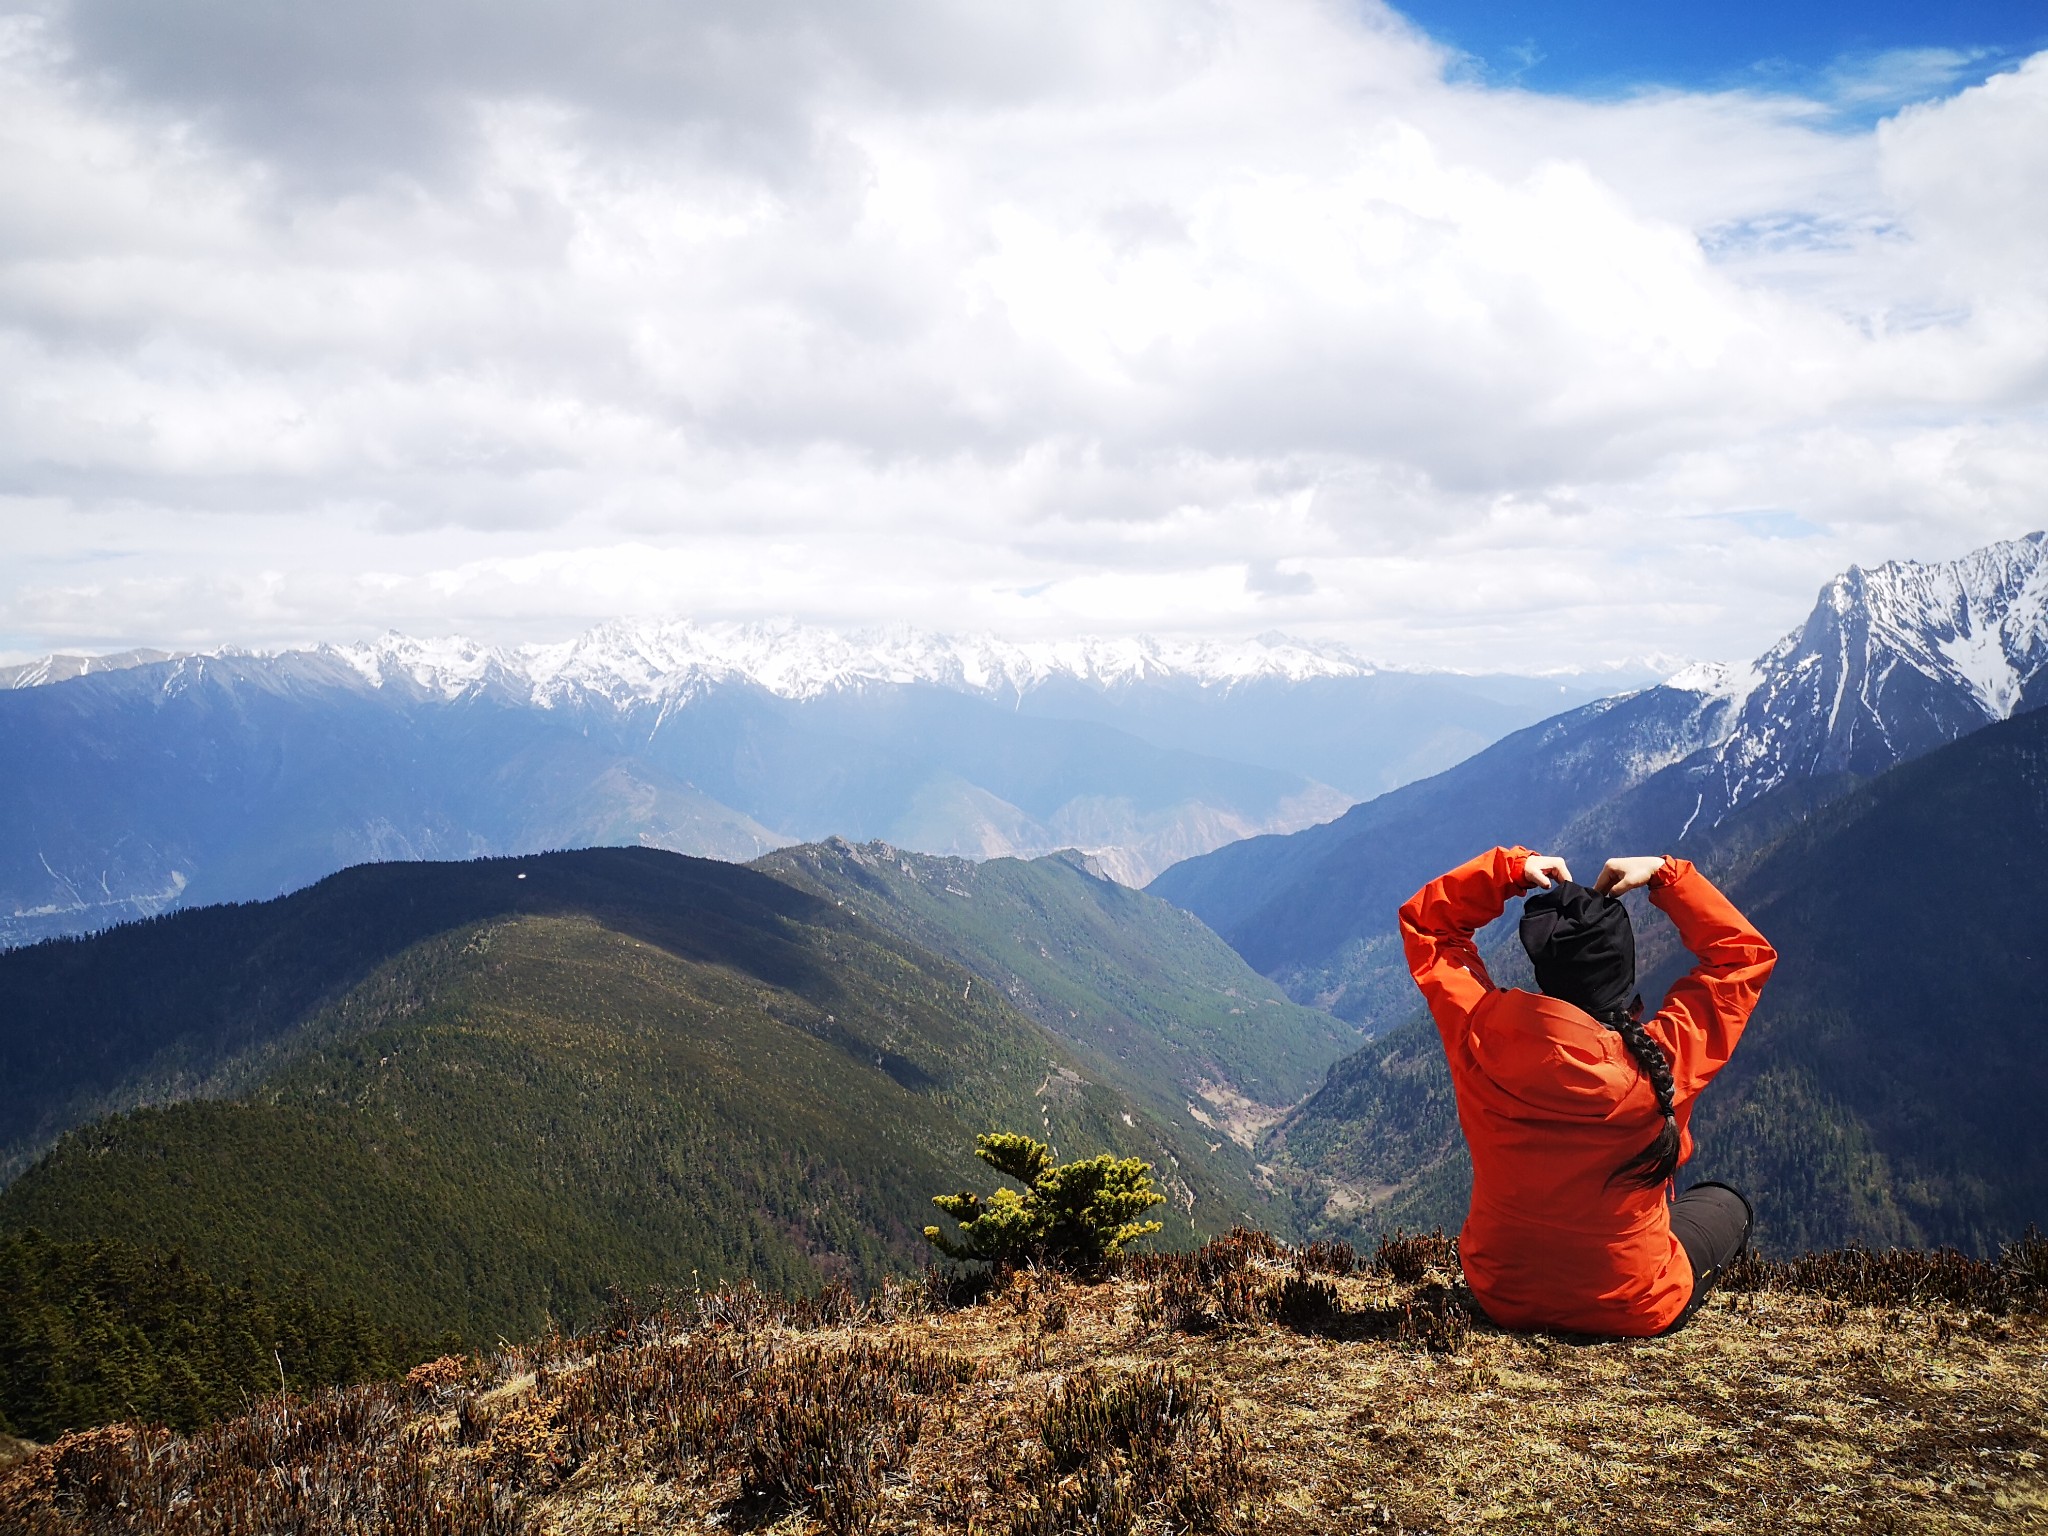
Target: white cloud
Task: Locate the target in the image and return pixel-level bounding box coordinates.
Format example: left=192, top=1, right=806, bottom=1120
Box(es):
left=0, top=0, right=2043, bottom=670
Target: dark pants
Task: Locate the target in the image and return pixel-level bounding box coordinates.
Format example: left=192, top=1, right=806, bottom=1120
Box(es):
left=1660, top=1181, right=1753, bottom=1335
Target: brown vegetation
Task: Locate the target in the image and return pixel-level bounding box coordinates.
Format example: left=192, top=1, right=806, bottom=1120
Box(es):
left=4, top=1231, right=2046, bottom=1535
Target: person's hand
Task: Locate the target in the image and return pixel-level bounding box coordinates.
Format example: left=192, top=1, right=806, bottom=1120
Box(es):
left=1594, top=856, right=1666, bottom=897
left=1523, top=853, right=1573, bottom=889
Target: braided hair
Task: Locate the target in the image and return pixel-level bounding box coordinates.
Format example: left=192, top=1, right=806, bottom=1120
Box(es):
left=1598, top=999, right=1680, bottom=1188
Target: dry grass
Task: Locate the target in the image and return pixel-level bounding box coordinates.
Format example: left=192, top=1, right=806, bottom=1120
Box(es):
left=5, top=1234, right=2046, bottom=1536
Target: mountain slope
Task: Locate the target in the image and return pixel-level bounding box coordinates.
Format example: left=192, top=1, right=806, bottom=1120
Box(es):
left=1153, top=532, right=2048, bottom=1026
left=1149, top=683, right=1738, bottom=1021
left=1269, top=702, right=2048, bottom=1255
left=0, top=849, right=1282, bottom=1340
left=754, top=840, right=1358, bottom=1136
left=0, top=1230, right=409, bottom=1439
left=0, top=839, right=833, bottom=1178
left=1681, top=699, right=2048, bottom=1254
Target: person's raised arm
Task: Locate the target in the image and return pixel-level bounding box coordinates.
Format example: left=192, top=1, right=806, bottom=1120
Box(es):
left=1399, top=846, right=1555, bottom=1054
left=1612, top=856, right=1776, bottom=1099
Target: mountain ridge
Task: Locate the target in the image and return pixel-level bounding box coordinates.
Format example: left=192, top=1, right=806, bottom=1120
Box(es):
left=753, top=838, right=1358, bottom=1139
left=4, top=623, right=1641, bottom=704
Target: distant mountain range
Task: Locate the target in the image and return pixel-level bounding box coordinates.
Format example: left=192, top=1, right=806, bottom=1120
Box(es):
left=1151, top=531, right=2048, bottom=1024
left=1270, top=699, right=2048, bottom=1256
left=0, top=625, right=1613, bottom=946
left=0, top=844, right=1337, bottom=1340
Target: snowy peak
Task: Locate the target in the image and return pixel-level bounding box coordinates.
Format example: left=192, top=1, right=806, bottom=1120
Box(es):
left=329, top=634, right=510, bottom=697
left=0, top=648, right=177, bottom=690
left=1696, top=531, right=2048, bottom=819
left=1662, top=659, right=1762, bottom=704
left=1828, top=531, right=2048, bottom=719
left=323, top=622, right=1386, bottom=706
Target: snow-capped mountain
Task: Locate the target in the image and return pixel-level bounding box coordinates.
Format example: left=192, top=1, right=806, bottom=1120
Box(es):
left=1669, top=530, right=2048, bottom=834
left=0, top=648, right=176, bottom=690
left=324, top=624, right=1386, bottom=707
left=1150, top=531, right=2048, bottom=1025
left=0, top=627, right=1602, bottom=948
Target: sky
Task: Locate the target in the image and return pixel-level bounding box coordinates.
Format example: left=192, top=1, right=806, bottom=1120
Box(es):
left=1, top=0, right=2044, bottom=673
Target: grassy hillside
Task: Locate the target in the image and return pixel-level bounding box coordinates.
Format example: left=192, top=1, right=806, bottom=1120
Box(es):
left=6, top=1228, right=2042, bottom=1534
left=755, top=840, right=1357, bottom=1136
left=1267, top=706, right=2048, bottom=1255
left=0, top=850, right=1288, bottom=1345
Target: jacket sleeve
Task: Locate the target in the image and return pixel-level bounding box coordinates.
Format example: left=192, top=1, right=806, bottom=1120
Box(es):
left=1399, top=846, right=1531, bottom=1057
left=1644, top=859, right=1777, bottom=1101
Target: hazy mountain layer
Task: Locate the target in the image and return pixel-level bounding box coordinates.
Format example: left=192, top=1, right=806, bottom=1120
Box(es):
left=1151, top=683, right=1740, bottom=1022
left=0, top=654, right=791, bottom=949
left=0, top=849, right=1282, bottom=1340
left=0, top=622, right=1617, bottom=947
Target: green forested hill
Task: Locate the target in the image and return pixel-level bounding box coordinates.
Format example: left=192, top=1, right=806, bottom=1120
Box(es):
left=1269, top=705, right=2048, bottom=1256
left=755, top=840, right=1357, bottom=1134
left=0, top=1229, right=408, bottom=1439
left=0, top=843, right=855, bottom=1180
left=1679, top=702, right=2048, bottom=1254
left=0, top=849, right=1286, bottom=1345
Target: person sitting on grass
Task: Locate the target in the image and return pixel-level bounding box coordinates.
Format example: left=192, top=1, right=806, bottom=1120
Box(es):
left=1398, top=848, right=1776, bottom=1337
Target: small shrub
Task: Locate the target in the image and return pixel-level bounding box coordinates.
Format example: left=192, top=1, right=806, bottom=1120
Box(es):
left=918, top=1264, right=1000, bottom=1313
left=1004, top=1366, right=1259, bottom=1536
left=455, top=1391, right=495, bottom=1445
left=925, top=1133, right=1165, bottom=1273
left=1137, top=1231, right=1274, bottom=1334
left=1375, top=1229, right=1457, bottom=1285
left=1397, top=1282, right=1472, bottom=1353
left=0, top=1387, right=516, bottom=1535
left=404, top=1354, right=474, bottom=1395
left=1301, top=1238, right=1357, bottom=1276
left=1723, top=1233, right=2048, bottom=1315
left=737, top=1340, right=975, bottom=1536
left=1265, top=1271, right=1342, bottom=1332
left=483, top=1399, right=564, bottom=1488
left=2000, top=1227, right=2048, bottom=1295
left=550, top=1331, right=756, bottom=1473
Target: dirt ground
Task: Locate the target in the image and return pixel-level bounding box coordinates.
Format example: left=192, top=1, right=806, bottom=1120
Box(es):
left=6, top=1245, right=2045, bottom=1536
left=527, top=1258, right=2048, bottom=1535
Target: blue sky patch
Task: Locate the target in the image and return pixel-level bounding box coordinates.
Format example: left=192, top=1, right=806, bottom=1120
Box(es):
left=1395, top=0, right=2047, bottom=109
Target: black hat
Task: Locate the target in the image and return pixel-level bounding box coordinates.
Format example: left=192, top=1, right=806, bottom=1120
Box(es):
left=1519, top=880, right=1637, bottom=1019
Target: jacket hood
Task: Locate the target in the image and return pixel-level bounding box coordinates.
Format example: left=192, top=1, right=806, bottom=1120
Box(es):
left=1468, top=989, right=1644, bottom=1121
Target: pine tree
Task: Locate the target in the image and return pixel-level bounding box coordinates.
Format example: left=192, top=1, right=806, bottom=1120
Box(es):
left=924, top=1133, right=1164, bottom=1272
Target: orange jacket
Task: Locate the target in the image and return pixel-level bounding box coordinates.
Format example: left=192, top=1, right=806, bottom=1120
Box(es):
left=1399, top=847, right=1776, bottom=1336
